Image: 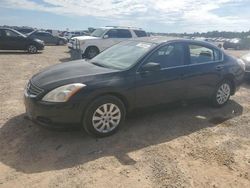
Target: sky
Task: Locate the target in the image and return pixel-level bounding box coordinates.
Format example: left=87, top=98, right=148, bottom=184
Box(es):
left=0, top=0, right=250, bottom=33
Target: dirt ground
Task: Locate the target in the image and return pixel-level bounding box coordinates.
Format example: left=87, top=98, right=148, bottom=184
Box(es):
left=0, top=46, right=250, bottom=188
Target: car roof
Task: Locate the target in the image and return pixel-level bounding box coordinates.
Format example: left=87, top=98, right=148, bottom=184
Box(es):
left=99, top=26, right=144, bottom=30
left=130, top=37, right=222, bottom=50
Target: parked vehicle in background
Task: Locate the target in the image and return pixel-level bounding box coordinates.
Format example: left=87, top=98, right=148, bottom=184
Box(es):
left=28, top=31, right=67, bottom=45
left=241, top=53, right=250, bottom=80
left=16, top=28, right=34, bottom=34
left=223, top=38, right=250, bottom=50
left=69, top=26, right=148, bottom=59
left=0, top=28, right=44, bottom=53
left=64, top=31, right=89, bottom=40
left=24, top=38, right=245, bottom=137
left=193, top=37, right=222, bottom=48
left=46, top=29, right=60, bottom=37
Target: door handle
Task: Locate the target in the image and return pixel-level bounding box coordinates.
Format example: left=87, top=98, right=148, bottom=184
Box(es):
left=215, top=65, right=224, bottom=71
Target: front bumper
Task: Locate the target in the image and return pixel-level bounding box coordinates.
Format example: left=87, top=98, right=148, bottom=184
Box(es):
left=37, top=44, right=45, bottom=51
left=24, top=95, right=83, bottom=127
left=244, top=70, right=250, bottom=80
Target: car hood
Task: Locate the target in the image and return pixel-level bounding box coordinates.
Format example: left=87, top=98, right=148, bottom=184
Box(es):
left=71, top=35, right=99, bottom=41
left=31, top=60, right=119, bottom=89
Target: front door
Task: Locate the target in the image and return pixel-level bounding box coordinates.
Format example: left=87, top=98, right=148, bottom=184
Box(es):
left=2, top=29, right=27, bottom=50
left=135, top=43, right=189, bottom=107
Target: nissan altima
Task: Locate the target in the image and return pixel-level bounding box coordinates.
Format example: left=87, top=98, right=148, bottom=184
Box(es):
left=24, top=38, right=245, bottom=137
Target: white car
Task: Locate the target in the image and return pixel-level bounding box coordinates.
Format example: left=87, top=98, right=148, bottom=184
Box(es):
left=69, top=26, right=148, bottom=59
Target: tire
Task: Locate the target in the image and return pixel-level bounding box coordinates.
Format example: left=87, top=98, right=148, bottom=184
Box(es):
left=211, top=80, right=232, bottom=107
left=85, top=46, right=99, bottom=59
left=82, top=95, right=126, bottom=137
left=27, top=44, right=37, bottom=54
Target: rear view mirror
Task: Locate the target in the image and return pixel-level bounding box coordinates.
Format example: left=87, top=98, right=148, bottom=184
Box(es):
left=141, top=62, right=161, bottom=72
left=103, top=35, right=109, bottom=39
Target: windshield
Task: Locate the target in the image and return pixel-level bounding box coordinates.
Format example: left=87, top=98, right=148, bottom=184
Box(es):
left=13, top=30, right=26, bottom=37
left=91, top=41, right=156, bottom=70
left=91, top=28, right=107, bottom=37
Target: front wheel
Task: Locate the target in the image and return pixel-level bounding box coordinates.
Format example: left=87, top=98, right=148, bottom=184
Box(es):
left=27, top=44, right=37, bottom=54
left=211, top=80, right=232, bottom=107
left=83, top=95, right=126, bottom=137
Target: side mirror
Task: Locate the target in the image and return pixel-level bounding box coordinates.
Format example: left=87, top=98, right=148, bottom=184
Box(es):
left=141, top=62, right=161, bottom=72
left=103, top=35, right=109, bottom=39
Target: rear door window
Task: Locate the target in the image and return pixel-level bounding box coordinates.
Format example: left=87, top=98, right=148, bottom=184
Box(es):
left=189, top=44, right=222, bottom=64
left=134, top=30, right=147, bottom=37
left=117, top=29, right=132, bottom=38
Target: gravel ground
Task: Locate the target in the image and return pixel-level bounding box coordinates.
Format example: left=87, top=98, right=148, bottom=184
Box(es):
left=0, top=46, right=250, bottom=188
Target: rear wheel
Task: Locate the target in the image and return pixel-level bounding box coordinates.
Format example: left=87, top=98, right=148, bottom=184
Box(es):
left=85, top=46, right=99, bottom=59
left=27, top=44, right=37, bottom=54
left=83, top=95, right=126, bottom=137
left=211, top=80, right=231, bottom=107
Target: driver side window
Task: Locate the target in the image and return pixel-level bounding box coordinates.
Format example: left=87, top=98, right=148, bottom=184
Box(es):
left=5, top=30, right=19, bottom=37
left=145, top=43, right=185, bottom=69
left=106, top=29, right=118, bottom=38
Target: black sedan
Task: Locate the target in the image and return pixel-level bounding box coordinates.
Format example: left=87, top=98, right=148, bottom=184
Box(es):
left=28, top=31, right=67, bottom=45
left=24, top=38, right=245, bottom=137
left=0, top=28, right=44, bottom=53
left=241, top=52, right=250, bottom=80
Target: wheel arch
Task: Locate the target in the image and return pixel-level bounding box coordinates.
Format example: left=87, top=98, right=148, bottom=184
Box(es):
left=91, top=92, right=129, bottom=112
left=223, top=74, right=236, bottom=95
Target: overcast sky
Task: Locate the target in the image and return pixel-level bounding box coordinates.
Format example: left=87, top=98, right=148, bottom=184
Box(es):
left=0, top=0, right=250, bottom=33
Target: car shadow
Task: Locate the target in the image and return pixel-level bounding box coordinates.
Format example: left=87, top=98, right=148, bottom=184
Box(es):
left=0, top=100, right=243, bottom=174
left=59, top=57, right=72, bottom=62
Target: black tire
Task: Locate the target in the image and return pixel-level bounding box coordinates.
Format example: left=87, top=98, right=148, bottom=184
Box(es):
left=211, top=80, right=232, bottom=107
left=27, top=44, right=38, bottom=54
left=85, top=46, right=99, bottom=59
left=82, top=95, right=126, bottom=137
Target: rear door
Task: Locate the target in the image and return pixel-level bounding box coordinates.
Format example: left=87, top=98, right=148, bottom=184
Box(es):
left=184, top=43, right=224, bottom=98
left=44, top=33, right=57, bottom=44
left=135, top=42, right=190, bottom=107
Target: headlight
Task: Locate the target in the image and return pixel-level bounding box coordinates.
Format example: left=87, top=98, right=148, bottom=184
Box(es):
left=42, top=83, right=86, bottom=102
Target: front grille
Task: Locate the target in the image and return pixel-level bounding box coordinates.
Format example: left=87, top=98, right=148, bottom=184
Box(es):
left=26, top=81, right=44, bottom=97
